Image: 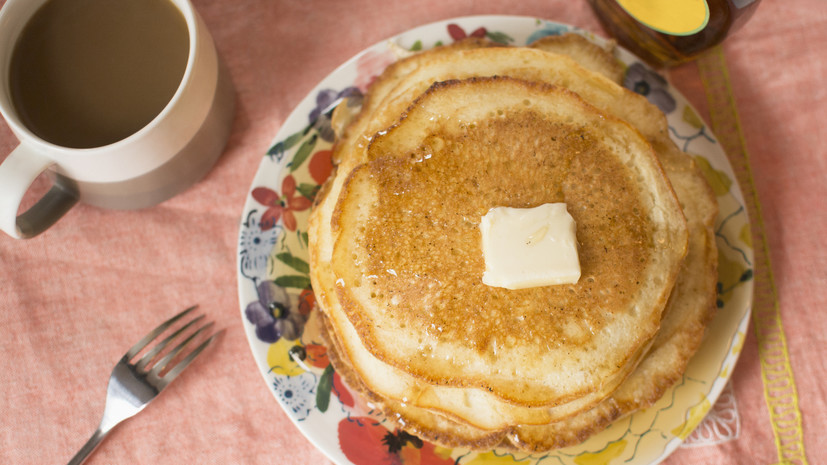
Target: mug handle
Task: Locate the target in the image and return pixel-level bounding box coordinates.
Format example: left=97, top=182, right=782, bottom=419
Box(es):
left=0, top=144, right=78, bottom=239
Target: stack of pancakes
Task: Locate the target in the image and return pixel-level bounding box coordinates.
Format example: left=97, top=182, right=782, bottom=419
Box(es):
left=308, top=34, right=718, bottom=452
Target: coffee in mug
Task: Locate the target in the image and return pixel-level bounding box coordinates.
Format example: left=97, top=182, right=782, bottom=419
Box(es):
left=9, top=0, right=190, bottom=149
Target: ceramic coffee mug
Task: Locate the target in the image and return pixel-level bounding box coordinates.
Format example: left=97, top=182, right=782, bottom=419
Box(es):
left=0, top=0, right=235, bottom=239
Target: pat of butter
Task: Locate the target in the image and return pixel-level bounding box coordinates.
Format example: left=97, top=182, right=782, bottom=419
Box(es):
left=480, top=203, right=580, bottom=289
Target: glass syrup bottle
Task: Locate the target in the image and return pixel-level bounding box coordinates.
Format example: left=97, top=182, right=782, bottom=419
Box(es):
left=587, top=0, right=762, bottom=67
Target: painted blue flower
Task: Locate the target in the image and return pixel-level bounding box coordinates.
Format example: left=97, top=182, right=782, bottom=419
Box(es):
left=526, top=23, right=571, bottom=45
left=273, top=371, right=317, bottom=420
left=239, top=211, right=280, bottom=279
left=309, top=87, right=362, bottom=143
left=624, top=62, right=676, bottom=114
left=245, top=281, right=308, bottom=343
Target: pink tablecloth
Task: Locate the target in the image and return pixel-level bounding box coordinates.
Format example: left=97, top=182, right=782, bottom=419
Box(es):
left=1, top=1, right=825, bottom=464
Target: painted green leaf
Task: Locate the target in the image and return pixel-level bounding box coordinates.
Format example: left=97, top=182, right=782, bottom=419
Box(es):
left=694, top=155, right=732, bottom=196
left=268, top=127, right=307, bottom=158
left=316, top=364, right=334, bottom=413
left=282, top=131, right=304, bottom=150
left=486, top=31, right=514, bottom=44
left=275, top=252, right=310, bottom=274
left=289, top=134, right=318, bottom=172
left=682, top=105, right=705, bottom=129
left=274, top=275, right=311, bottom=289
left=296, top=182, right=320, bottom=201
left=300, top=231, right=309, bottom=248
left=409, top=40, right=423, bottom=51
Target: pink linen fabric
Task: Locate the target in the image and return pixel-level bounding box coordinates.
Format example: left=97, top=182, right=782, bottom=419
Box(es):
left=0, top=0, right=824, bottom=464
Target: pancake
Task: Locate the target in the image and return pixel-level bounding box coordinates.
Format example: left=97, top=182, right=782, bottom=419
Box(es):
left=308, top=36, right=717, bottom=452
left=322, top=76, right=687, bottom=406
left=529, top=33, right=625, bottom=84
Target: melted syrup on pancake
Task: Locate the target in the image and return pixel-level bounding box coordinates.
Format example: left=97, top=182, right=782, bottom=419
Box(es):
left=359, top=110, right=650, bottom=357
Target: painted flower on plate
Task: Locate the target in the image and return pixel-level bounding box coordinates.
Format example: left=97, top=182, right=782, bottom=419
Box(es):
left=245, top=280, right=309, bottom=343
left=338, top=417, right=453, bottom=465
left=308, top=149, right=334, bottom=187
left=447, top=23, right=487, bottom=41
left=623, top=62, right=676, bottom=113
left=332, top=371, right=355, bottom=408
left=310, top=87, right=362, bottom=142
left=239, top=212, right=279, bottom=278
left=354, top=50, right=398, bottom=92
left=526, top=23, right=571, bottom=45
left=251, top=175, right=312, bottom=231
left=273, top=371, right=317, bottom=420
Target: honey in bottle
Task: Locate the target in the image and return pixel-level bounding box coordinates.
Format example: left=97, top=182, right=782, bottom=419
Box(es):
left=587, top=0, right=762, bottom=67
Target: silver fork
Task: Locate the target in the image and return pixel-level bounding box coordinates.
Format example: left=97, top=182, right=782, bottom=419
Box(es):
left=67, top=305, right=223, bottom=465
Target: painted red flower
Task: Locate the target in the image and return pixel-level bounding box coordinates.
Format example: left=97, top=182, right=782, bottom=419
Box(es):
left=354, top=49, right=397, bottom=92
left=332, top=371, right=354, bottom=408
left=309, top=150, right=334, bottom=185
left=297, top=288, right=316, bottom=316
left=252, top=175, right=312, bottom=231
left=305, top=343, right=329, bottom=369
left=447, top=24, right=487, bottom=41
left=338, top=417, right=453, bottom=465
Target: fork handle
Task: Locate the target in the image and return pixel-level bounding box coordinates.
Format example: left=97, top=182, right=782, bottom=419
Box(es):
left=67, top=426, right=108, bottom=465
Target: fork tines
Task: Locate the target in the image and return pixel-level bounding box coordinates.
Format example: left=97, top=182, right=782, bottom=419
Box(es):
left=126, top=305, right=222, bottom=385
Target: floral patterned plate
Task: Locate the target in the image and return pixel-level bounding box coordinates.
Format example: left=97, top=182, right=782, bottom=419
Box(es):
left=237, top=15, right=753, bottom=465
